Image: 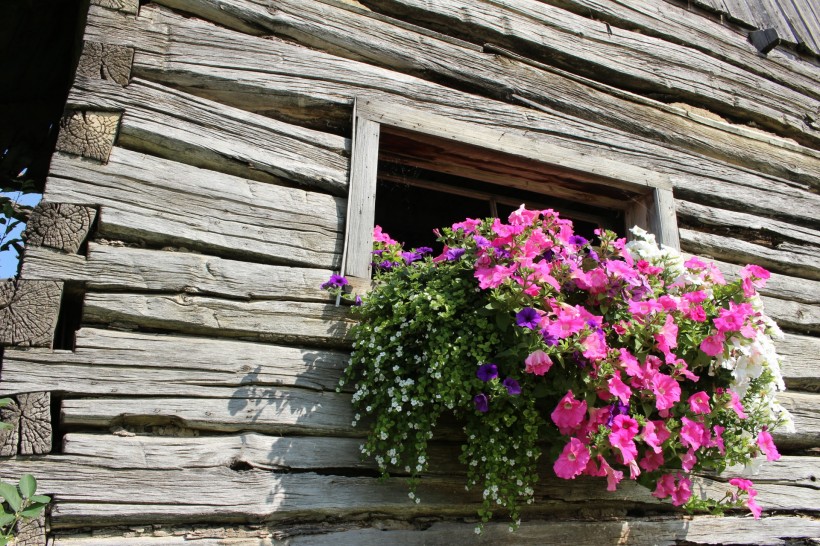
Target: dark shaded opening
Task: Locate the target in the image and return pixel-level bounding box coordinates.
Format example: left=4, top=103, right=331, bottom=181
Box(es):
left=52, top=282, right=84, bottom=350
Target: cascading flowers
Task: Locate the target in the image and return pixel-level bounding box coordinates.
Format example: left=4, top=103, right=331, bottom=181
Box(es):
left=325, top=206, right=793, bottom=527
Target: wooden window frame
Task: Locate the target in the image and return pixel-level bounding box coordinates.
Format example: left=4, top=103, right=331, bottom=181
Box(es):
left=342, top=99, right=679, bottom=279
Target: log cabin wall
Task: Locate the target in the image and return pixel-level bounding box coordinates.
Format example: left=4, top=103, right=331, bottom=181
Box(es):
left=0, top=0, right=819, bottom=543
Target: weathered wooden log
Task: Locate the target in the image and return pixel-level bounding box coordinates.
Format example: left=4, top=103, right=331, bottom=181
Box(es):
left=81, top=292, right=354, bottom=347
left=0, top=328, right=350, bottom=397
left=80, top=5, right=820, bottom=227
left=55, top=111, right=121, bottom=163
left=0, top=397, right=21, bottom=456
left=13, top=511, right=46, bottom=546
left=90, top=0, right=138, bottom=15
left=44, top=148, right=344, bottom=269
left=0, top=280, right=63, bottom=348
left=152, top=0, right=820, bottom=188
left=67, top=75, right=348, bottom=194
left=76, top=40, right=134, bottom=86
left=0, top=454, right=815, bottom=528
left=778, top=333, right=820, bottom=390
left=20, top=244, right=355, bottom=303
left=23, top=203, right=97, bottom=254
left=42, top=515, right=820, bottom=545
left=538, top=0, right=820, bottom=101
left=358, top=0, right=820, bottom=147
left=17, top=393, right=51, bottom=455
left=679, top=229, right=820, bottom=281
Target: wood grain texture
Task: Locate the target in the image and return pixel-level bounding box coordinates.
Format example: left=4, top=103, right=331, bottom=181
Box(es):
left=20, top=244, right=356, bottom=303
left=81, top=293, right=354, bottom=347
left=17, top=392, right=51, bottom=455
left=149, top=0, right=820, bottom=189
left=358, top=0, right=820, bottom=146
left=679, top=229, right=820, bottom=281
left=778, top=333, right=820, bottom=389
left=0, top=328, right=350, bottom=397
left=13, top=511, right=46, bottom=546
left=23, top=202, right=97, bottom=254
left=44, top=148, right=344, bottom=269
left=68, top=75, right=349, bottom=194
left=0, top=280, right=63, bottom=348
left=344, top=114, right=380, bottom=278
left=0, top=398, right=21, bottom=456
left=55, top=111, right=121, bottom=163
left=76, top=40, right=134, bottom=86
left=81, top=4, right=820, bottom=228
left=90, top=0, right=138, bottom=14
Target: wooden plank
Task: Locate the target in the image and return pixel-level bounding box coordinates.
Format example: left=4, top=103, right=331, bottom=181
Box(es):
left=0, top=328, right=350, bottom=397
left=358, top=0, right=820, bottom=146
left=81, top=293, right=355, bottom=347
left=779, top=0, right=820, bottom=54
left=67, top=76, right=349, bottom=194
left=0, top=455, right=814, bottom=528
left=648, top=188, right=679, bottom=250
left=23, top=202, right=97, bottom=254
left=344, top=113, right=381, bottom=278
left=778, top=333, right=820, bottom=389
left=17, top=392, right=51, bottom=455
left=44, top=148, right=344, bottom=270
left=0, top=398, right=21, bottom=456
left=149, top=0, right=820, bottom=190
left=76, top=40, right=134, bottom=87
left=21, top=244, right=358, bottom=303
left=757, top=295, right=820, bottom=334
left=0, top=279, right=63, bottom=348
left=55, top=111, right=121, bottom=163
left=90, top=0, right=138, bottom=14
left=774, top=391, right=820, bottom=448
left=679, top=229, right=820, bottom=281
left=539, top=0, right=820, bottom=100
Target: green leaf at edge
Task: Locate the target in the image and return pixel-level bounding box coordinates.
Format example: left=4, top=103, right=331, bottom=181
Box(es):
left=0, top=484, right=21, bottom=512
left=18, top=474, right=36, bottom=498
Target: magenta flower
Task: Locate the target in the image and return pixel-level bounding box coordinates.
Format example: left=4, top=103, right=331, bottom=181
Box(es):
left=650, top=373, right=681, bottom=411
left=757, top=429, right=780, bottom=461
left=473, top=393, right=489, bottom=413
left=688, top=391, right=711, bottom=414
left=671, top=475, right=692, bottom=506
left=321, top=274, right=349, bottom=290
left=524, top=350, right=553, bottom=376
left=476, top=363, right=498, bottom=382
left=609, top=415, right=639, bottom=463
left=699, top=332, right=726, bottom=356
left=639, top=450, right=664, bottom=472
left=551, top=390, right=587, bottom=433
left=713, top=425, right=726, bottom=454
left=503, top=377, right=521, bottom=396
left=515, top=307, right=540, bottom=329
left=680, top=417, right=708, bottom=451
left=553, top=437, right=590, bottom=479
left=727, top=389, right=748, bottom=419
left=641, top=420, right=670, bottom=453
left=607, top=374, right=632, bottom=405
left=373, top=225, right=397, bottom=244
left=681, top=449, right=697, bottom=472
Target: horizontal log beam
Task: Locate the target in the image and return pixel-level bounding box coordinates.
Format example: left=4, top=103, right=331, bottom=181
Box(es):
left=45, top=148, right=344, bottom=269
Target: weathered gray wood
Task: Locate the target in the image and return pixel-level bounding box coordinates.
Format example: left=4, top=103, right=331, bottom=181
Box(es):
left=540, top=0, right=820, bottom=100
left=0, top=280, right=63, bottom=348
left=773, top=391, right=820, bottom=448
left=14, top=511, right=46, bottom=546
left=82, top=4, right=820, bottom=227
left=679, top=229, right=820, bottom=281
left=757, top=295, right=820, bottom=334
left=76, top=40, right=133, bottom=86
left=0, top=328, right=350, bottom=396
left=648, top=188, right=679, bottom=250
left=55, top=111, right=121, bottom=163
left=44, top=148, right=344, bottom=269
left=0, top=455, right=814, bottom=528
left=150, top=0, right=820, bottom=189
left=42, top=515, right=820, bottom=545
left=82, top=293, right=354, bottom=347
left=777, top=333, right=820, bottom=390
left=17, top=392, right=51, bottom=455
left=23, top=202, right=97, bottom=254
left=20, top=244, right=366, bottom=303
left=344, top=113, right=380, bottom=279
left=60, top=391, right=359, bottom=436
left=677, top=199, right=820, bottom=247
left=90, top=0, right=138, bottom=14
left=67, top=75, right=349, bottom=194
left=359, top=0, right=820, bottom=146
left=0, top=398, right=21, bottom=456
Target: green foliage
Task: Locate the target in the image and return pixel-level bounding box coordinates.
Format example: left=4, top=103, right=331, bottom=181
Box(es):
left=0, top=475, right=50, bottom=545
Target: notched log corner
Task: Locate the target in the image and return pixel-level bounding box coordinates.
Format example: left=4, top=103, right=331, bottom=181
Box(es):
left=0, top=280, right=63, bottom=348
left=0, top=393, right=52, bottom=456
left=77, top=41, right=134, bottom=87
left=55, top=111, right=122, bottom=164
left=24, top=203, right=98, bottom=254
left=0, top=397, right=21, bottom=457
left=14, top=511, right=46, bottom=546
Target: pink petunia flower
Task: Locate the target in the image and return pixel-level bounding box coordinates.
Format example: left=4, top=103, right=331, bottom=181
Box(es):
left=688, top=391, right=711, bottom=414
left=524, top=350, right=553, bottom=376
left=757, top=429, right=781, bottom=461
left=609, top=415, right=639, bottom=463
left=713, top=425, right=726, bottom=455
left=596, top=455, right=624, bottom=491
left=671, top=475, right=693, bottom=506
left=608, top=374, right=632, bottom=405
left=553, top=437, right=591, bottom=479
left=681, top=449, right=698, bottom=472
left=551, top=390, right=587, bottom=434
left=727, top=389, right=748, bottom=419
left=700, top=332, right=726, bottom=356
left=639, top=450, right=665, bottom=472
left=680, top=417, right=709, bottom=451
left=652, top=473, right=677, bottom=500
left=651, top=373, right=681, bottom=411
left=641, top=420, right=670, bottom=453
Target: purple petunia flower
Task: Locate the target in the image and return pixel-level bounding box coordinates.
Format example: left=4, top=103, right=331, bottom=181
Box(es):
left=515, top=307, right=540, bottom=329
left=541, top=330, right=560, bottom=347
left=503, top=377, right=521, bottom=396
left=354, top=294, right=362, bottom=306
left=445, top=248, right=466, bottom=261
left=477, top=363, right=499, bottom=382
left=606, top=400, right=630, bottom=428
left=540, top=249, right=555, bottom=262
left=569, top=235, right=588, bottom=247
left=321, top=274, right=349, bottom=290
left=473, top=235, right=491, bottom=249
left=474, top=393, right=489, bottom=413
left=415, top=246, right=433, bottom=255
left=401, top=251, right=422, bottom=264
